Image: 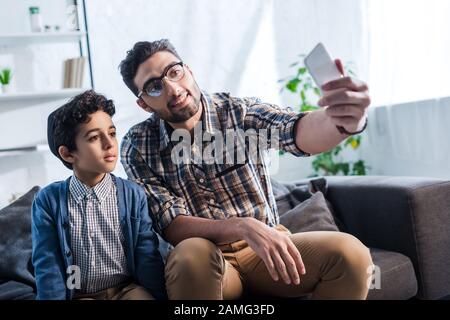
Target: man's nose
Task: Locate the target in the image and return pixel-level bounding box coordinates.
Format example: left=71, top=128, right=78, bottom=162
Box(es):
left=163, top=77, right=183, bottom=96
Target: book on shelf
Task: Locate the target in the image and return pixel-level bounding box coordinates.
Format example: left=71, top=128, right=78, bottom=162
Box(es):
left=63, top=57, right=86, bottom=88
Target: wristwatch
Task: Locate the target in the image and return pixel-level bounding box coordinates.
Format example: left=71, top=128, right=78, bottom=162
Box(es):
left=336, top=117, right=368, bottom=135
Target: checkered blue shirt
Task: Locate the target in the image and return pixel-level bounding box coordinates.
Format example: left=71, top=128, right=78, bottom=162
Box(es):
left=68, top=173, right=130, bottom=294
left=121, top=92, right=309, bottom=235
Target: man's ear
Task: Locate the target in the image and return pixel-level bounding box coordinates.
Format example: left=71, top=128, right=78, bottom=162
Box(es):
left=58, top=146, right=75, bottom=165
left=137, top=98, right=154, bottom=113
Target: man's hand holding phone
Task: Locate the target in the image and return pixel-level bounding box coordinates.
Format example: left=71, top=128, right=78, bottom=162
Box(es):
left=304, top=43, right=370, bottom=135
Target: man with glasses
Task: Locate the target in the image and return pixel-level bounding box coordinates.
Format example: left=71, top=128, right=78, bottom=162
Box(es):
left=119, top=39, right=373, bottom=300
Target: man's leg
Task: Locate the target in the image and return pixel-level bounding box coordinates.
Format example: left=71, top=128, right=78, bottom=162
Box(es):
left=165, top=237, right=243, bottom=300
left=112, top=282, right=154, bottom=300
left=239, top=231, right=373, bottom=300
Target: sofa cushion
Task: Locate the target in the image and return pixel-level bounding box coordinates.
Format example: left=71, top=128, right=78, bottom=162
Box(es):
left=367, top=248, right=418, bottom=300
left=272, top=178, right=344, bottom=232
left=0, top=280, right=35, bottom=300
left=279, top=191, right=339, bottom=233
left=0, top=186, right=40, bottom=291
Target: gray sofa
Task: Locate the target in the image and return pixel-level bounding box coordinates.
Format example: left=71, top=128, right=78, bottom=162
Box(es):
left=1, top=176, right=449, bottom=300
left=291, top=176, right=450, bottom=300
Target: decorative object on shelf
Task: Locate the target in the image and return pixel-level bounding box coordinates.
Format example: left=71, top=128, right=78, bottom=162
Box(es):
left=0, top=68, right=12, bottom=93
left=280, top=56, right=369, bottom=177
left=63, top=57, right=86, bottom=88
left=65, top=0, right=80, bottom=31
left=29, top=7, right=43, bottom=33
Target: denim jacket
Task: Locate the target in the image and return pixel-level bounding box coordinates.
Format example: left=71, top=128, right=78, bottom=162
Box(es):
left=31, top=175, right=167, bottom=300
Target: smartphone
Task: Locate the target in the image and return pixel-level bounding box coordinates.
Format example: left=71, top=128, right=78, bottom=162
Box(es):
left=304, top=43, right=342, bottom=90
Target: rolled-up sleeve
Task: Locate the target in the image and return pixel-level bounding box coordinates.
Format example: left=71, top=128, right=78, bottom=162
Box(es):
left=120, top=133, right=191, bottom=234
left=242, top=97, right=311, bottom=157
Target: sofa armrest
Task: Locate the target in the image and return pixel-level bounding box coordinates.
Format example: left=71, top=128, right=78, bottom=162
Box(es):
left=324, top=176, right=450, bottom=299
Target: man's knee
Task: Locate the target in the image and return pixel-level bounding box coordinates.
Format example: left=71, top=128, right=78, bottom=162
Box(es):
left=165, top=237, right=226, bottom=299
left=165, top=237, right=224, bottom=278
left=329, top=233, right=373, bottom=295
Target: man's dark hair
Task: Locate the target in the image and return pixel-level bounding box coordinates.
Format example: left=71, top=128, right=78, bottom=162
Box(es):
left=119, top=39, right=181, bottom=97
left=47, top=90, right=115, bottom=170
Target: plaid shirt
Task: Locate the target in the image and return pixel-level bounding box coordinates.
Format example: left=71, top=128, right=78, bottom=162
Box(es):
left=121, top=92, right=309, bottom=234
left=68, top=173, right=130, bottom=293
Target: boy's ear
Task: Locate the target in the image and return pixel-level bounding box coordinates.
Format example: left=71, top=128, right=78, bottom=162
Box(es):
left=137, top=98, right=154, bottom=113
left=58, top=146, right=75, bottom=165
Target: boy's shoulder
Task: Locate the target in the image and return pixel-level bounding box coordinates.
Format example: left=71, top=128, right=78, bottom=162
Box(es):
left=36, top=179, right=69, bottom=201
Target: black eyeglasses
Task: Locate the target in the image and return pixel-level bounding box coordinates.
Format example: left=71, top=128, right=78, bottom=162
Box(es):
left=138, top=61, right=185, bottom=98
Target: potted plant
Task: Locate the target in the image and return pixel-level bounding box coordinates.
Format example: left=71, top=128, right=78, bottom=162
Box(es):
left=0, top=68, right=12, bottom=93
left=280, top=56, right=369, bottom=177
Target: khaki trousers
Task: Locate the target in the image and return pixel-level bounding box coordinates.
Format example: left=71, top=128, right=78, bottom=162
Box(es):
left=73, top=282, right=154, bottom=300
left=165, top=226, right=373, bottom=300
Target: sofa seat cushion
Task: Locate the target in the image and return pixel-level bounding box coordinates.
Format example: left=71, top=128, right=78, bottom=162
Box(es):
left=368, top=248, right=418, bottom=300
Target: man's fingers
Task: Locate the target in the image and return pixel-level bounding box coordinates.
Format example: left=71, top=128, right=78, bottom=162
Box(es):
left=271, top=251, right=291, bottom=285
left=318, top=89, right=370, bottom=108
left=280, top=245, right=301, bottom=285
left=322, top=76, right=369, bottom=92
left=287, top=241, right=306, bottom=276
left=262, top=252, right=279, bottom=282
left=335, top=59, right=345, bottom=76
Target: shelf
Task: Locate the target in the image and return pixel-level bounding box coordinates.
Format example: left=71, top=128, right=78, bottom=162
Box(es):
left=0, top=88, right=89, bottom=103
left=0, top=31, right=87, bottom=45
left=0, top=144, right=49, bottom=158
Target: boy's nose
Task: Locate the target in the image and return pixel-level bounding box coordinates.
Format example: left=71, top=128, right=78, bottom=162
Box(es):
left=103, top=135, right=115, bottom=149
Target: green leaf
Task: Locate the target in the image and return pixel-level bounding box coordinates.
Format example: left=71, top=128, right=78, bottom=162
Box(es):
left=300, top=105, right=319, bottom=112
left=286, top=78, right=301, bottom=93
left=313, top=87, right=321, bottom=97
left=300, top=91, right=306, bottom=102
left=0, top=68, right=12, bottom=84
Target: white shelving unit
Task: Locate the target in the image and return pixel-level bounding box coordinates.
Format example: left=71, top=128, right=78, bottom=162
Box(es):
left=0, top=88, right=88, bottom=103
left=0, top=31, right=87, bottom=45
left=0, top=0, right=93, bottom=155
left=0, top=144, right=49, bottom=158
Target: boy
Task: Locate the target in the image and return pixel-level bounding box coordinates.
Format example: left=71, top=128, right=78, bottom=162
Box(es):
left=31, top=90, right=167, bottom=300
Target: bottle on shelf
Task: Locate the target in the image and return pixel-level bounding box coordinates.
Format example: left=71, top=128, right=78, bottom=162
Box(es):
left=29, top=7, right=43, bottom=33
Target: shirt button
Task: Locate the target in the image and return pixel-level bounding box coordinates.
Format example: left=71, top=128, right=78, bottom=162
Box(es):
left=199, top=178, right=205, bottom=184
left=90, top=232, right=95, bottom=238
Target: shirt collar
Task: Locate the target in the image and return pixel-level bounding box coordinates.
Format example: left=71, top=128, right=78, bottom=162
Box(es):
left=158, top=91, right=221, bottom=151
left=69, top=173, right=113, bottom=204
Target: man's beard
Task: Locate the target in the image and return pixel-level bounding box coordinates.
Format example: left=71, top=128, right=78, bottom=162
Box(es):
left=163, top=86, right=201, bottom=123
left=166, top=96, right=200, bottom=123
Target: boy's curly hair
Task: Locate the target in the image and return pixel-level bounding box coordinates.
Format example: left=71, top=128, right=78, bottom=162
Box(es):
left=48, top=90, right=115, bottom=169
